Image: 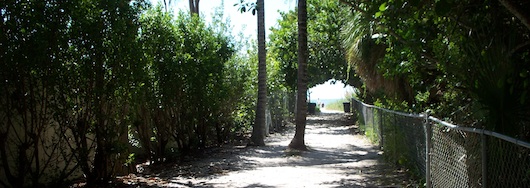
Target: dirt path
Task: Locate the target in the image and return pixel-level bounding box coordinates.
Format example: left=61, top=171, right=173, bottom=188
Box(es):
left=119, top=112, right=413, bottom=187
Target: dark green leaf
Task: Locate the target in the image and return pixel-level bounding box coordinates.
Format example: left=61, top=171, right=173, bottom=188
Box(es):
left=435, top=0, right=451, bottom=16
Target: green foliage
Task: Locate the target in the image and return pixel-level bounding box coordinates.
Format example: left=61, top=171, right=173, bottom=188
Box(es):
left=0, top=1, right=256, bottom=186
left=136, top=5, right=249, bottom=157
left=225, top=53, right=256, bottom=133
left=1, top=0, right=148, bottom=186
left=243, top=39, right=291, bottom=132
left=66, top=0, right=146, bottom=184
left=234, top=0, right=257, bottom=15
left=1, top=1, right=75, bottom=186
left=342, top=0, right=530, bottom=140
left=268, top=51, right=291, bottom=123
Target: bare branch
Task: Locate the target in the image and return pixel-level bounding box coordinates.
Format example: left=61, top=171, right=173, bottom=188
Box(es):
left=510, top=40, right=530, bottom=55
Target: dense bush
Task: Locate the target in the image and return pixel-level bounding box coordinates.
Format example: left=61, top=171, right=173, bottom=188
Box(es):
left=1, top=0, right=147, bottom=186
left=0, top=1, right=260, bottom=186
left=341, top=0, right=530, bottom=140
left=134, top=6, right=250, bottom=160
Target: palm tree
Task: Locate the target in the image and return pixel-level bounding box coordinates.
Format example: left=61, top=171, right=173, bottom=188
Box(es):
left=250, top=0, right=267, bottom=146
left=189, top=0, right=200, bottom=16
left=235, top=0, right=267, bottom=146
left=163, top=0, right=199, bottom=16
left=163, top=0, right=171, bottom=12
left=288, top=0, right=308, bottom=150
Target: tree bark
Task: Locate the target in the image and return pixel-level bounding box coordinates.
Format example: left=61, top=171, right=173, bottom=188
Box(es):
left=250, top=0, right=266, bottom=146
left=189, top=0, right=200, bottom=17
left=163, top=0, right=171, bottom=12
left=289, top=0, right=308, bottom=151
left=498, top=0, right=530, bottom=32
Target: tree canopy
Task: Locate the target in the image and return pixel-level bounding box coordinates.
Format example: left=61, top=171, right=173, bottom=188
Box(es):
left=0, top=1, right=262, bottom=186
left=340, top=0, right=530, bottom=140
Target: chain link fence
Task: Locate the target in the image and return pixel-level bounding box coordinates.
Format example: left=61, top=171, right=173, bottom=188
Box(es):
left=351, top=98, right=530, bottom=187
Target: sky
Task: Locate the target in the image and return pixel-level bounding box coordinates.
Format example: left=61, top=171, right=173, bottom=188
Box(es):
left=149, top=0, right=296, bottom=40
left=308, top=79, right=354, bottom=101
left=149, top=0, right=354, bottom=100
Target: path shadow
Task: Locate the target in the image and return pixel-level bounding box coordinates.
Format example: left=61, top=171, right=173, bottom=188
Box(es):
left=116, top=112, right=414, bottom=187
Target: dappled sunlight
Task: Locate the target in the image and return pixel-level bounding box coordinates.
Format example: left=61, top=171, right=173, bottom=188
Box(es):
left=344, top=150, right=369, bottom=156
left=205, top=113, right=409, bottom=187
left=117, top=112, right=412, bottom=187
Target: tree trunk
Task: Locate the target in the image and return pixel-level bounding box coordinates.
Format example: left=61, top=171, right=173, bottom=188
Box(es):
left=89, top=53, right=108, bottom=185
left=189, top=0, right=200, bottom=17
left=250, top=0, right=267, bottom=146
left=289, top=0, right=308, bottom=151
left=498, top=0, right=530, bottom=32
left=163, top=0, right=171, bottom=12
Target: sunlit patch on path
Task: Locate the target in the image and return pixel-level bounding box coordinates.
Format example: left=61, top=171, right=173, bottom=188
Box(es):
left=119, top=112, right=414, bottom=187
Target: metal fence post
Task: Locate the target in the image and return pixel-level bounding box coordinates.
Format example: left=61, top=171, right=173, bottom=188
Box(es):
left=393, top=113, right=397, bottom=163
left=424, top=112, right=431, bottom=188
left=379, top=110, right=384, bottom=149
left=482, top=131, right=487, bottom=188
left=372, top=107, right=376, bottom=141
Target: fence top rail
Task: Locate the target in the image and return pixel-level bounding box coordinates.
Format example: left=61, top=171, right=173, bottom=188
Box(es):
left=428, top=116, right=530, bottom=149
left=352, top=97, right=530, bottom=149
left=351, top=98, right=425, bottom=118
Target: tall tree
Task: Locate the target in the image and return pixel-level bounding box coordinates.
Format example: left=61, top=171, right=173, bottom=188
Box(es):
left=235, top=0, right=266, bottom=146
left=269, top=0, right=351, bottom=91
left=251, top=0, right=267, bottom=146
left=189, top=0, right=200, bottom=16
left=163, top=0, right=171, bottom=12
left=289, top=0, right=308, bottom=150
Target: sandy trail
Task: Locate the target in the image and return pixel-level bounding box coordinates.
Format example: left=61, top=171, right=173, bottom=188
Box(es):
left=120, top=112, right=412, bottom=187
